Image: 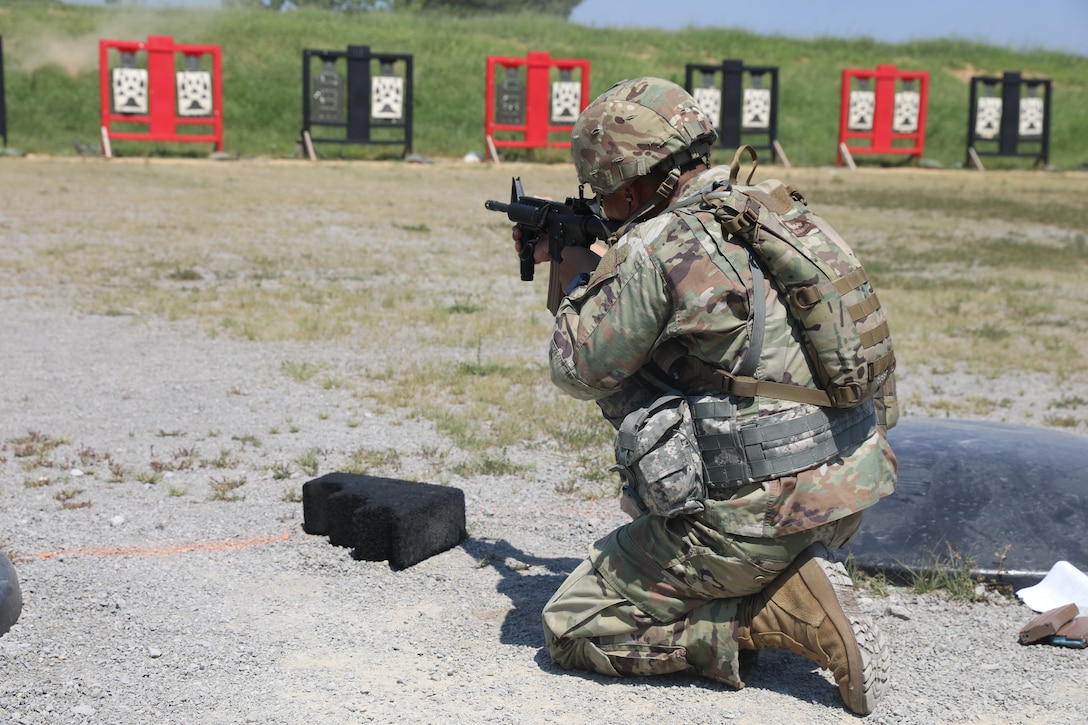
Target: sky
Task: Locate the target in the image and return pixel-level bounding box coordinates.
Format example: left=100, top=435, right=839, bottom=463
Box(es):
left=60, top=0, right=1088, bottom=57
left=570, top=0, right=1088, bottom=56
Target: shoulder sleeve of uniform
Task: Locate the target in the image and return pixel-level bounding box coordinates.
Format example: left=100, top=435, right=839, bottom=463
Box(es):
left=549, top=231, right=671, bottom=400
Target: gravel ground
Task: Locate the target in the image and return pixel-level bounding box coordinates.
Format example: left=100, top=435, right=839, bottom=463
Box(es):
left=4, top=296, right=1088, bottom=725
left=2, top=159, right=1088, bottom=724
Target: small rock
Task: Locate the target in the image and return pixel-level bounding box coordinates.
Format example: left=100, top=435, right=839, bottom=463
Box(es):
left=887, top=605, right=912, bottom=620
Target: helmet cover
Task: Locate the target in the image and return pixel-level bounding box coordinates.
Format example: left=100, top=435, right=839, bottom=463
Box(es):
left=571, top=77, right=717, bottom=195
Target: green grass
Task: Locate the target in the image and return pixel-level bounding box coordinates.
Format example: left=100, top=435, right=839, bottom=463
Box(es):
left=207, top=474, right=246, bottom=501
left=908, top=546, right=990, bottom=601
left=1, top=2, right=1087, bottom=168
left=450, top=448, right=530, bottom=477
left=341, top=445, right=402, bottom=474
left=3, top=158, right=1086, bottom=484
left=852, top=545, right=1009, bottom=601
left=294, top=447, right=324, bottom=476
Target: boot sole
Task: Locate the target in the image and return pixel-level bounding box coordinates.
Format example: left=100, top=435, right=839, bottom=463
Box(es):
left=800, top=542, right=889, bottom=715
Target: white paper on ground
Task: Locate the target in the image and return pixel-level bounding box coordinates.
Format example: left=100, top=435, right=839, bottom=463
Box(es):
left=1016, top=561, right=1088, bottom=614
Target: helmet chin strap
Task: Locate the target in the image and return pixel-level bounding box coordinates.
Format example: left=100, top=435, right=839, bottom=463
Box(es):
left=619, top=139, right=714, bottom=233
left=607, top=162, right=689, bottom=243
left=604, top=139, right=714, bottom=244
left=606, top=167, right=678, bottom=243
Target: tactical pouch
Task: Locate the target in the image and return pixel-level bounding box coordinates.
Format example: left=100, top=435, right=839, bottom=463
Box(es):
left=875, top=371, right=900, bottom=431
left=613, top=394, right=707, bottom=518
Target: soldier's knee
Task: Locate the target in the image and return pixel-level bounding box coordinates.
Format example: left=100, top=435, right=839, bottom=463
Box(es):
left=544, top=632, right=582, bottom=670
left=546, top=630, right=694, bottom=679
left=545, top=633, right=623, bottom=677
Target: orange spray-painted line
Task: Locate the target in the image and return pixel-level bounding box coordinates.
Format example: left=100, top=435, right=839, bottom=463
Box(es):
left=34, top=531, right=291, bottom=559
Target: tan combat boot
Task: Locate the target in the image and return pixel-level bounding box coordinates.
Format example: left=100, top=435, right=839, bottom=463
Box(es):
left=736, top=542, right=888, bottom=715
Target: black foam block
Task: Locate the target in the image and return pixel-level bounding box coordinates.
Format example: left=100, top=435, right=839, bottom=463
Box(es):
left=302, top=472, right=466, bottom=570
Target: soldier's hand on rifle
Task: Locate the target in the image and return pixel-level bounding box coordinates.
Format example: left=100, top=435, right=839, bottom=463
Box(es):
left=512, top=226, right=553, bottom=265
left=556, top=246, right=601, bottom=292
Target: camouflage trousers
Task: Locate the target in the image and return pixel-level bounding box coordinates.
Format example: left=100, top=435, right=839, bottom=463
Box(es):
left=542, top=510, right=863, bottom=688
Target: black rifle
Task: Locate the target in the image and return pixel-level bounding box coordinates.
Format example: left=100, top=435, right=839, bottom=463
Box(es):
left=486, top=177, right=619, bottom=313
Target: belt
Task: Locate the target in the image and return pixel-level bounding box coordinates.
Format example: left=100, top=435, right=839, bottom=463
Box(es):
left=690, top=397, right=876, bottom=490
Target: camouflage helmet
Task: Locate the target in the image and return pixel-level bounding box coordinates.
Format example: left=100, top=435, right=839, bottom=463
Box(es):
left=571, top=77, right=717, bottom=196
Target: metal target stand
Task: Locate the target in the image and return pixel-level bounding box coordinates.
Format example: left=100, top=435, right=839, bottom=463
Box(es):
left=966, top=71, right=1052, bottom=171
left=684, top=59, right=786, bottom=165
left=300, top=45, right=413, bottom=160
left=484, top=51, right=590, bottom=162
left=98, top=35, right=224, bottom=157
left=837, top=64, right=929, bottom=168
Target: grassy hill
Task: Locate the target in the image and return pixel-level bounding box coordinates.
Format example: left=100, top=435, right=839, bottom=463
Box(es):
left=1, top=2, right=1086, bottom=168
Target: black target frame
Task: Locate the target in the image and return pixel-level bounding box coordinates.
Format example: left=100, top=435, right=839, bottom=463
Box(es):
left=684, top=59, right=780, bottom=163
left=301, top=44, right=413, bottom=157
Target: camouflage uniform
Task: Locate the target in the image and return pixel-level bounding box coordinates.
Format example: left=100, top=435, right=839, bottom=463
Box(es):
left=542, top=162, right=897, bottom=687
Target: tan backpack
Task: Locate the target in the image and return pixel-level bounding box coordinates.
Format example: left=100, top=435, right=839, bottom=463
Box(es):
left=674, top=146, right=896, bottom=416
